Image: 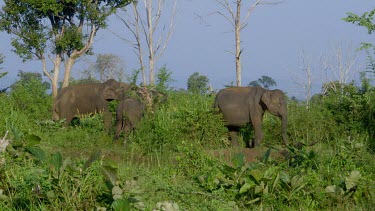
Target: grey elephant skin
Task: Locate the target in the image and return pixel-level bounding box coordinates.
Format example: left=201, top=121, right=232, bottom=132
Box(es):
left=52, top=79, right=133, bottom=130
left=114, top=98, right=145, bottom=143
left=114, top=88, right=167, bottom=143
left=213, top=86, right=288, bottom=147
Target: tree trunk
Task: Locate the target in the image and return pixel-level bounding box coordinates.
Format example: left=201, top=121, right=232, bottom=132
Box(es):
left=42, top=55, right=62, bottom=99
left=146, top=0, right=155, bottom=86
left=235, top=1, right=242, bottom=87
left=62, top=58, right=76, bottom=88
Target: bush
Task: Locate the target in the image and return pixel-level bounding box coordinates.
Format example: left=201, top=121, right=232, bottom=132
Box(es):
left=9, top=71, right=52, bottom=120
left=287, top=101, right=339, bottom=145
left=128, top=91, right=228, bottom=154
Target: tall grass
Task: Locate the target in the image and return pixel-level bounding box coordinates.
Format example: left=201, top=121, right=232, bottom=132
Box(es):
left=0, top=81, right=374, bottom=210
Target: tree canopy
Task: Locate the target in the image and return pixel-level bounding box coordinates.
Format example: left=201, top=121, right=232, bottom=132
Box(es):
left=344, top=9, right=375, bottom=75
left=0, top=0, right=132, bottom=98
left=187, top=72, right=210, bottom=94
left=249, top=75, right=277, bottom=89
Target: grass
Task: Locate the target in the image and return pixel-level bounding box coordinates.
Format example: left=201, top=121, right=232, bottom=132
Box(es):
left=0, top=90, right=375, bottom=210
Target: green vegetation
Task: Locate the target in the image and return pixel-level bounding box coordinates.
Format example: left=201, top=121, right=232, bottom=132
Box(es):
left=0, top=0, right=134, bottom=98
left=0, top=70, right=374, bottom=210
left=187, top=72, right=210, bottom=94
left=249, top=75, right=277, bottom=89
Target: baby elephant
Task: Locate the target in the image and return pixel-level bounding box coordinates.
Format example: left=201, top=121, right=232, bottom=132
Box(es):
left=114, top=98, right=145, bottom=143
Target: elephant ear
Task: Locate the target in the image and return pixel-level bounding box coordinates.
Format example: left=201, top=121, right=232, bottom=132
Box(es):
left=102, top=85, right=117, bottom=100
left=260, top=91, right=272, bottom=108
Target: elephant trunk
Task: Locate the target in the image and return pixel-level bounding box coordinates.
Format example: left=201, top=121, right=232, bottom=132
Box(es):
left=281, top=114, right=288, bottom=145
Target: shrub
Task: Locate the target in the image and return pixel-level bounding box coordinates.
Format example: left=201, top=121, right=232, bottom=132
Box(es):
left=9, top=71, right=52, bottom=120
left=128, top=91, right=228, bottom=154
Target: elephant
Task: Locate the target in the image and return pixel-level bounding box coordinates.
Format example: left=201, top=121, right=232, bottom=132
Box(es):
left=52, top=79, right=133, bottom=131
left=114, top=88, right=167, bottom=143
left=213, top=86, right=288, bottom=148
left=114, top=97, right=145, bottom=143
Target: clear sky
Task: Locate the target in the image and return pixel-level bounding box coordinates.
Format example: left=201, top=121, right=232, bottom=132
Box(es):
left=1, top=0, right=374, bottom=98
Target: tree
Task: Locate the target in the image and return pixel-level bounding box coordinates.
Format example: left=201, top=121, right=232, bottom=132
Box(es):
left=82, top=54, right=125, bottom=82
left=0, top=53, right=8, bottom=93
left=292, top=51, right=314, bottom=109
left=9, top=70, right=52, bottom=119
left=344, top=9, right=375, bottom=75
left=321, top=43, right=359, bottom=95
left=10, top=71, right=51, bottom=91
left=248, top=75, right=277, bottom=89
left=0, top=0, right=132, bottom=99
left=187, top=72, right=210, bottom=94
left=155, top=65, right=174, bottom=93
left=114, top=0, right=177, bottom=86
left=0, top=53, right=6, bottom=78
left=214, top=0, right=281, bottom=86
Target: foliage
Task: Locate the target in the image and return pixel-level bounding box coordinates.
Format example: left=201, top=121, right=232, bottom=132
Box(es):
left=0, top=54, right=8, bottom=93
left=197, top=143, right=375, bottom=210
left=344, top=9, right=375, bottom=35
left=344, top=9, right=375, bottom=76
left=1, top=72, right=375, bottom=210
left=128, top=92, right=228, bottom=154
left=249, top=75, right=277, bottom=89
left=0, top=0, right=132, bottom=61
left=126, top=69, right=141, bottom=86
left=0, top=53, right=3, bottom=66
left=8, top=71, right=52, bottom=120
left=155, top=65, right=174, bottom=93
left=187, top=72, right=210, bottom=94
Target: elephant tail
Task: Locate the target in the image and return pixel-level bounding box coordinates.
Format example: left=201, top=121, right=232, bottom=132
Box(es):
left=213, top=91, right=221, bottom=112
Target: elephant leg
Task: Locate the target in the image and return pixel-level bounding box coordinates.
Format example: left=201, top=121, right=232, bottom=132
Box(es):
left=103, top=111, right=112, bottom=133
left=114, top=118, right=123, bottom=141
left=63, top=115, right=74, bottom=127
left=122, top=121, right=133, bottom=145
left=251, top=115, right=263, bottom=148
left=228, top=127, right=239, bottom=147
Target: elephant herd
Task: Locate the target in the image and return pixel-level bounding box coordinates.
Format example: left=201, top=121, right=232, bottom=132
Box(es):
left=52, top=79, right=288, bottom=148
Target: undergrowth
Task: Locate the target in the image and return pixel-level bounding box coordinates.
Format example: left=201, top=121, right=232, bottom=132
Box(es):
left=0, top=79, right=374, bottom=210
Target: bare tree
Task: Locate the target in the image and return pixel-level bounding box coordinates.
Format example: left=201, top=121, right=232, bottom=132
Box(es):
left=114, top=0, right=177, bottom=86
left=82, top=54, right=126, bottom=82
left=293, top=50, right=314, bottom=109
left=214, top=0, right=281, bottom=86
left=321, top=43, right=360, bottom=94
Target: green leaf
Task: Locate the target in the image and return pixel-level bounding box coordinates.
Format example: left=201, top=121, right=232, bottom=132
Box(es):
left=233, top=153, right=245, bottom=169
left=279, top=171, right=290, bottom=184
left=346, top=170, right=361, bottom=191
left=291, top=175, right=304, bottom=190
left=50, top=152, right=63, bottom=172
left=111, top=199, right=131, bottom=211
left=246, top=197, right=260, bottom=204
left=239, top=181, right=255, bottom=194
left=25, top=134, right=41, bottom=147
left=84, top=150, right=102, bottom=170
left=25, top=146, right=46, bottom=161
left=250, top=170, right=262, bottom=183
left=260, top=148, right=271, bottom=163
left=101, top=165, right=118, bottom=186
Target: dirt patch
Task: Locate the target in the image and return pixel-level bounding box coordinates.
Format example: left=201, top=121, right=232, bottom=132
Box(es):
left=208, top=147, right=287, bottom=165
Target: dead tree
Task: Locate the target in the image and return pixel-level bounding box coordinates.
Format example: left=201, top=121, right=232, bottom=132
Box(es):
left=114, top=0, right=176, bottom=86
left=214, top=0, right=282, bottom=86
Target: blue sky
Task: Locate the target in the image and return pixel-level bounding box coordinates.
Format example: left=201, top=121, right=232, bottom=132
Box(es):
left=1, top=0, right=374, bottom=98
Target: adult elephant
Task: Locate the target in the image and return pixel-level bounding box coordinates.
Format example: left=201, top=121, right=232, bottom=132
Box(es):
left=214, top=86, right=288, bottom=148
left=114, top=88, right=167, bottom=143
left=52, top=79, right=133, bottom=131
